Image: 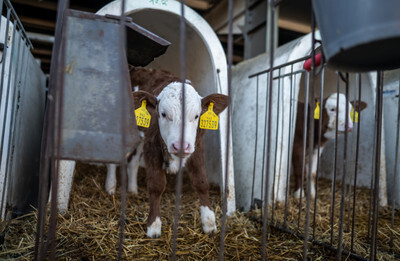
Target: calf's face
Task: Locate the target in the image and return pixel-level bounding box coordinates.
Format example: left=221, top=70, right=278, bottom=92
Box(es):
left=157, top=82, right=201, bottom=157
left=322, top=93, right=367, bottom=139
left=133, top=82, right=229, bottom=159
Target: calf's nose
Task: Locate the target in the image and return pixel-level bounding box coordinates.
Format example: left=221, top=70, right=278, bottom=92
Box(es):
left=171, top=142, right=191, bottom=155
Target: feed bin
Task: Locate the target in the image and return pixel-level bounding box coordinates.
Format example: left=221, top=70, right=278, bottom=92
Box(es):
left=97, top=0, right=235, bottom=214
left=231, top=33, right=387, bottom=211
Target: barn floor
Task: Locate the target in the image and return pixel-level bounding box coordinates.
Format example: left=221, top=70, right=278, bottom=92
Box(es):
left=0, top=163, right=399, bottom=260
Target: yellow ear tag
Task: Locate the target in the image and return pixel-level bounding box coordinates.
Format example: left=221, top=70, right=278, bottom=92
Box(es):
left=314, top=102, right=320, bottom=120
left=351, top=108, right=359, bottom=123
left=135, top=100, right=151, bottom=128
left=199, top=102, right=219, bottom=130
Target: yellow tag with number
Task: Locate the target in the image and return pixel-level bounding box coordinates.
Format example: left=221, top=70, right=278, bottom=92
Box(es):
left=199, top=102, right=219, bottom=130
left=314, top=102, right=320, bottom=120
left=350, top=108, right=359, bottom=123
left=135, top=100, right=151, bottom=128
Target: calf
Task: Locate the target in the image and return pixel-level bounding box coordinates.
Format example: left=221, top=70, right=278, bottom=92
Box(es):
left=106, top=67, right=229, bottom=238
left=292, top=93, right=367, bottom=199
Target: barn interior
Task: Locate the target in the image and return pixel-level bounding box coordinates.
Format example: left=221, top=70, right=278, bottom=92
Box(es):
left=0, top=0, right=399, bottom=260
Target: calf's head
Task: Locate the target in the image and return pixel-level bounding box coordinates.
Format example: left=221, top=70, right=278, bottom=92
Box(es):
left=321, top=93, right=367, bottom=139
left=133, top=82, right=229, bottom=158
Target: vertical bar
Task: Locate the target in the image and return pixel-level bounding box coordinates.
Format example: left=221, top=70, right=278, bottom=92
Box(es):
left=312, top=66, right=325, bottom=240
left=390, top=74, right=400, bottom=251
left=34, top=0, right=69, bottom=259
left=218, top=0, right=233, bottom=258
left=337, top=73, right=350, bottom=261
left=271, top=68, right=281, bottom=224
left=350, top=74, right=362, bottom=253
left=370, top=71, right=384, bottom=261
left=250, top=76, right=260, bottom=207
left=171, top=0, right=187, bottom=259
left=297, top=72, right=309, bottom=229
left=283, top=64, right=294, bottom=228
left=303, top=14, right=317, bottom=259
left=261, top=0, right=275, bottom=259
left=330, top=74, right=340, bottom=245
left=367, top=103, right=377, bottom=242
left=117, top=0, right=128, bottom=259
left=260, top=72, right=270, bottom=213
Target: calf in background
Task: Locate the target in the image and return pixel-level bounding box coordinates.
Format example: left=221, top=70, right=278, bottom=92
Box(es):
left=292, top=93, right=367, bottom=199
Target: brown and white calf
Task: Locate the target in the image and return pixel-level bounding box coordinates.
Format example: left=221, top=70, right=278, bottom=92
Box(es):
left=106, top=67, right=229, bottom=238
left=292, top=93, right=367, bottom=199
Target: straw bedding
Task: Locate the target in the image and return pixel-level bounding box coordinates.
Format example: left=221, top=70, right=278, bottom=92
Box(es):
left=0, top=163, right=398, bottom=260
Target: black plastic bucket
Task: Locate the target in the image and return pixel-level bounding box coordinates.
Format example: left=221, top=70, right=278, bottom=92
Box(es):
left=312, top=0, right=400, bottom=72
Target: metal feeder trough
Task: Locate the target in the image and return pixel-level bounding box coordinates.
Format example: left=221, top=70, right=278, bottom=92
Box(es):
left=57, top=10, right=170, bottom=163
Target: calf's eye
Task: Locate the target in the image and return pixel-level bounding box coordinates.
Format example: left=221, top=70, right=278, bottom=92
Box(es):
left=330, top=108, right=336, bottom=112
left=195, top=115, right=199, bottom=119
left=161, top=112, right=166, bottom=118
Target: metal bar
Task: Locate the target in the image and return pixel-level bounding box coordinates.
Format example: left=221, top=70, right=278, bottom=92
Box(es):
left=337, top=73, right=350, bottom=260
left=330, top=74, right=341, bottom=246
left=370, top=71, right=384, bottom=261
left=297, top=72, right=309, bottom=229
left=171, top=1, right=187, bottom=259
left=271, top=68, right=281, bottom=224
left=250, top=76, right=259, bottom=208
left=367, top=96, right=377, bottom=242
left=390, top=73, right=400, bottom=251
left=0, top=9, right=12, bottom=217
left=351, top=73, right=362, bottom=253
left=260, top=72, right=270, bottom=214
left=283, top=64, right=294, bottom=228
left=261, top=0, right=275, bottom=259
left=312, top=66, right=324, bottom=240
left=249, top=55, right=312, bottom=79
left=218, top=0, right=233, bottom=258
left=117, top=0, right=128, bottom=259
left=34, top=0, right=69, bottom=259
left=303, top=13, right=317, bottom=259
left=3, top=0, right=33, bottom=48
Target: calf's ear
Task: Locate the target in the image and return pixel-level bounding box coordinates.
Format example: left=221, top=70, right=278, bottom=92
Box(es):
left=350, top=100, right=368, bottom=112
left=132, top=90, right=157, bottom=110
left=201, top=93, right=230, bottom=115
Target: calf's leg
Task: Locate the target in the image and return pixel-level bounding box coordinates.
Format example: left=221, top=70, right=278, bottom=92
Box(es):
left=187, top=154, right=217, bottom=234
left=146, top=169, right=166, bottom=238
left=127, top=142, right=143, bottom=194
left=105, top=164, right=117, bottom=195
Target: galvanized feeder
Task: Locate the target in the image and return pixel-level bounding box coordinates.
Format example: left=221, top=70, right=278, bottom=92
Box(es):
left=57, top=10, right=170, bottom=163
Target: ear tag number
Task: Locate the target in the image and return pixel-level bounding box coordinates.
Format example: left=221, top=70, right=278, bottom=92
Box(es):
left=314, top=102, right=320, bottom=120
left=135, top=100, right=151, bottom=128
left=199, top=102, right=219, bottom=130
left=350, top=108, right=359, bottom=123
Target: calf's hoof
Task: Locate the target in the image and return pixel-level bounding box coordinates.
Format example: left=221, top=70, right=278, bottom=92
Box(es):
left=201, top=206, right=217, bottom=234
left=147, top=217, right=162, bottom=238
left=293, top=188, right=304, bottom=199
left=127, top=184, right=138, bottom=195
left=105, top=183, right=116, bottom=195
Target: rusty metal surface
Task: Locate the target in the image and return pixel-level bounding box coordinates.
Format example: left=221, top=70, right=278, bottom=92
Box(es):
left=56, top=9, right=142, bottom=163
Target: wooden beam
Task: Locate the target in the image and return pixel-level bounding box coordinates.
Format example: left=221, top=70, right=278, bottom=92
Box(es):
left=31, top=48, right=52, bottom=56
left=11, top=0, right=57, bottom=11
left=19, top=16, right=55, bottom=31
left=186, top=0, right=213, bottom=10
left=278, top=18, right=311, bottom=34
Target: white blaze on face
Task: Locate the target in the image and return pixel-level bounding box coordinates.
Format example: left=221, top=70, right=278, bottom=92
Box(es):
left=157, top=82, right=202, bottom=159
left=324, top=93, right=354, bottom=139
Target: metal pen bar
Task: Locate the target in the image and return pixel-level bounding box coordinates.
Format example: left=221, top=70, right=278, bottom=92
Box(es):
left=370, top=71, right=384, bottom=261
left=171, top=1, right=187, bottom=259
left=330, top=74, right=341, bottom=246
left=249, top=55, right=312, bottom=79
left=117, top=0, right=128, bottom=259
left=390, top=74, right=400, bottom=252
left=337, top=73, right=350, bottom=261
left=260, top=72, right=270, bottom=215
left=297, top=72, right=309, bottom=229
left=3, top=0, right=33, bottom=48
left=312, top=66, right=325, bottom=240
left=250, top=76, right=259, bottom=208
left=303, top=14, right=317, bottom=259
left=351, top=73, right=362, bottom=253
left=271, top=68, right=281, bottom=224
left=219, top=0, right=234, bottom=258
left=283, top=64, right=294, bottom=228
left=261, top=0, right=276, bottom=259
